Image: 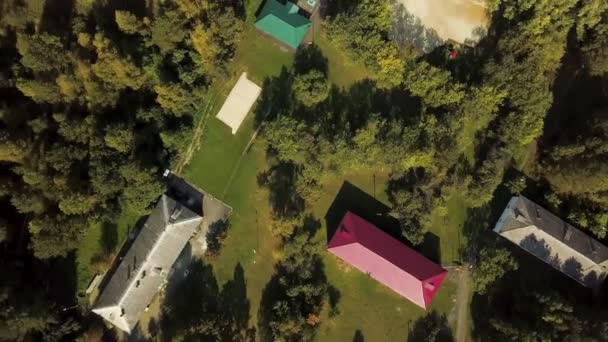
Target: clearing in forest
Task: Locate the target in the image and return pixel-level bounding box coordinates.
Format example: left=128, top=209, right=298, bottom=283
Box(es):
left=395, top=0, right=489, bottom=48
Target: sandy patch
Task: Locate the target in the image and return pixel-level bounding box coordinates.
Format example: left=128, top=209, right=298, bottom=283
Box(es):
left=394, top=0, right=489, bottom=49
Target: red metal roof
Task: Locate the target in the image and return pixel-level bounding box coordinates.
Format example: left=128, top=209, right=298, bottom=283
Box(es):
left=327, top=212, right=447, bottom=309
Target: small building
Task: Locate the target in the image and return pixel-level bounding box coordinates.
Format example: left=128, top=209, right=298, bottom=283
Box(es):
left=255, top=0, right=312, bottom=49
left=216, top=73, right=262, bottom=135
left=327, top=212, right=448, bottom=309
left=494, top=196, right=608, bottom=290
left=92, top=195, right=203, bottom=333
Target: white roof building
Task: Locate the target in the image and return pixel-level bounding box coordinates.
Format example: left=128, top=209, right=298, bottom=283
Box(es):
left=494, top=196, right=608, bottom=290
left=216, top=72, right=262, bottom=134
left=92, top=195, right=202, bottom=333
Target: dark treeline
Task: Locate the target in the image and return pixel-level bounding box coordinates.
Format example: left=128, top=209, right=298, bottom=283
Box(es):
left=0, top=0, right=243, bottom=339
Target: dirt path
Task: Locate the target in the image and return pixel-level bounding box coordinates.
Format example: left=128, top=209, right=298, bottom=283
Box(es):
left=220, top=124, right=262, bottom=199
left=174, top=96, right=217, bottom=175
left=455, top=268, right=472, bottom=342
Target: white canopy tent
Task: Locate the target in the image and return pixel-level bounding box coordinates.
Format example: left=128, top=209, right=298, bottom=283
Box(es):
left=216, top=73, right=262, bottom=134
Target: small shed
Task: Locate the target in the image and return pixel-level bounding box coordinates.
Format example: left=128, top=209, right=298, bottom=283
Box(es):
left=255, top=0, right=312, bottom=49
left=216, top=73, right=262, bottom=134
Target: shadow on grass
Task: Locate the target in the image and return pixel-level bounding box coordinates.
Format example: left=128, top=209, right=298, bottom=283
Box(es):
left=353, top=329, right=364, bottom=342
left=407, top=311, right=453, bottom=342
left=257, top=161, right=305, bottom=219
left=294, top=44, right=328, bottom=75
left=325, top=181, right=399, bottom=243
left=162, top=260, right=255, bottom=341
left=100, top=222, right=118, bottom=254
left=419, top=231, right=441, bottom=264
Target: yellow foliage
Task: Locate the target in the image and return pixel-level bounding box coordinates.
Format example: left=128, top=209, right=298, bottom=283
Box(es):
left=401, top=150, right=435, bottom=169
left=77, top=32, right=91, bottom=47
left=56, top=74, right=83, bottom=102
left=190, top=24, right=217, bottom=64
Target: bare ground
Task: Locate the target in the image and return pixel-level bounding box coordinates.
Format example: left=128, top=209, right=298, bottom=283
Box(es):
left=395, top=0, right=489, bottom=46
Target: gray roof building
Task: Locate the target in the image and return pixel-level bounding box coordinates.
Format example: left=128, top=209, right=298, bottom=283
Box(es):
left=92, top=194, right=202, bottom=333
left=494, top=196, right=608, bottom=290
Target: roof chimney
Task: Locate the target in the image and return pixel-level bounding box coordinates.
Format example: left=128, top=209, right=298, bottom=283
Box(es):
left=170, top=204, right=183, bottom=222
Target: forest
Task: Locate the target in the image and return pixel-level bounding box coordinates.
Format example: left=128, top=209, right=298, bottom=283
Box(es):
left=1, top=0, right=608, bottom=340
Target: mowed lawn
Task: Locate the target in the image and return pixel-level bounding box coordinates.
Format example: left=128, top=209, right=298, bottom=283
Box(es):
left=311, top=171, right=458, bottom=341
left=76, top=206, right=140, bottom=306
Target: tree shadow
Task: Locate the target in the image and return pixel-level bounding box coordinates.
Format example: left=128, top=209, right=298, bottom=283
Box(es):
left=294, top=44, right=329, bottom=75
left=100, top=222, right=118, bottom=254
left=206, top=220, right=230, bottom=256
left=325, top=181, right=401, bottom=244
left=148, top=318, right=159, bottom=339
left=254, top=67, right=294, bottom=125
left=328, top=284, right=341, bottom=317
left=39, top=0, right=74, bottom=34
left=257, top=161, right=305, bottom=219
left=419, top=231, right=441, bottom=264
left=161, top=260, right=254, bottom=341
left=353, top=329, right=364, bottom=342
left=391, top=2, right=444, bottom=53
left=407, top=311, right=453, bottom=342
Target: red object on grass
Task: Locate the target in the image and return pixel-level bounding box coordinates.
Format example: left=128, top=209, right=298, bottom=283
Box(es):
left=327, top=212, right=448, bottom=309
left=449, top=51, right=458, bottom=59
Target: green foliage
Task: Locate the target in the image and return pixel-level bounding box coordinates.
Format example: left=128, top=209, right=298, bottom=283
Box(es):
left=474, top=247, right=518, bottom=294
left=325, top=0, right=404, bottom=87
left=16, top=33, right=65, bottom=72
left=465, top=152, right=506, bottom=208
left=404, top=61, right=465, bottom=108
left=148, top=10, right=188, bottom=53
left=457, top=86, right=507, bottom=155
left=261, top=223, right=328, bottom=342
left=293, top=70, right=330, bottom=106
left=264, top=116, right=314, bottom=162
left=16, top=79, right=62, bottom=103
left=115, top=10, right=144, bottom=34
left=582, top=23, right=608, bottom=76
left=28, top=214, right=84, bottom=259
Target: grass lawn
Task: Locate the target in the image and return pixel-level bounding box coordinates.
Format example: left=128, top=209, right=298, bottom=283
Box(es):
left=314, top=31, right=373, bottom=88
left=427, top=193, right=468, bottom=265
left=76, top=205, right=140, bottom=306
left=310, top=170, right=458, bottom=341
left=199, top=140, right=280, bottom=329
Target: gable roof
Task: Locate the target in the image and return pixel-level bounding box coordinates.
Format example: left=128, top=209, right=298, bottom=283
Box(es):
left=92, top=195, right=202, bottom=333
left=494, top=196, right=608, bottom=289
left=327, top=212, right=447, bottom=309
left=255, top=0, right=311, bottom=49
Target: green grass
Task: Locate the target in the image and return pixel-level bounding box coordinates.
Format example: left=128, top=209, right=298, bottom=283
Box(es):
left=310, top=171, right=458, bottom=341
left=76, top=206, right=140, bottom=305
left=184, top=113, right=257, bottom=198
left=314, top=31, right=373, bottom=88
left=200, top=140, right=280, bottom=328
left=427, top=193, right=468, bottom=265
left=176, top=4, right=458, bottom=339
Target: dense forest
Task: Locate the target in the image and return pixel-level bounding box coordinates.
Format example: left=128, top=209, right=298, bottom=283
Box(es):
left=0, top=0, right=607, bottom=340
left=0, top=0, right=244, bottom=339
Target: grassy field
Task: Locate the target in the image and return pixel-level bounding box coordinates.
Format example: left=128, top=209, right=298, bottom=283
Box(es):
left=75, top=206, right=140, bottom=305
left=179, top=6, right=462, bottom=340
left=427, top=193, right=468, bottom=265
left=309, top=170, right=458, bottom=341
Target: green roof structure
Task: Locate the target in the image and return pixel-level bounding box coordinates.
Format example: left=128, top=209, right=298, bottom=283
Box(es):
left=255, top=0, right=311, bottom=49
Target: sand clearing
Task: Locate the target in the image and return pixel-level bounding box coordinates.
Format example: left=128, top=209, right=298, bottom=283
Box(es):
left=397, top=0, right=489, bottom=45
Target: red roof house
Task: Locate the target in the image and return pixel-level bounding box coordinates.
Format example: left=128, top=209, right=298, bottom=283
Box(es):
left=327, top=212, right=447, bottom=309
